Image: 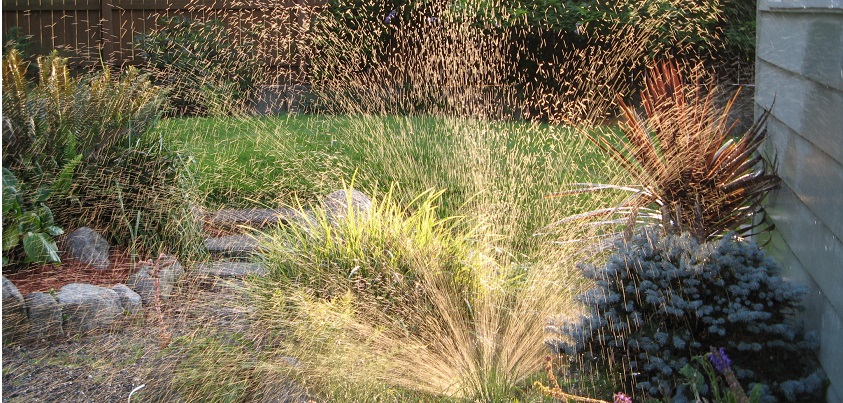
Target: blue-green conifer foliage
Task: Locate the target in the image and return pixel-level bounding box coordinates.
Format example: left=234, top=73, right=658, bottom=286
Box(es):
left=549, top=229, right=825, bottom=401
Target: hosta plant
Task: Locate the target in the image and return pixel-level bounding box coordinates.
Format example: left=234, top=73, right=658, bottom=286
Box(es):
left=547, top=61, right=779, bottom=244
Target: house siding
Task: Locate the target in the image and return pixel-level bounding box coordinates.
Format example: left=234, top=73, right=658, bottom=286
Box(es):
left=756, top=2, right=843, bottom=401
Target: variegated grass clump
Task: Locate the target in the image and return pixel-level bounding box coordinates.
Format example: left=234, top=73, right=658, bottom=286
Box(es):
left=248, top=188, right=596, bottom=401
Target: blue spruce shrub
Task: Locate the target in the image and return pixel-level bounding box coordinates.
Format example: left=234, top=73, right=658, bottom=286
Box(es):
left=549, top=229, right=825, bottom=401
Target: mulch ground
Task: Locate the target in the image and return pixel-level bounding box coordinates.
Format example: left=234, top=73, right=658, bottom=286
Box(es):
left=4, top=249, right=138, bottom=296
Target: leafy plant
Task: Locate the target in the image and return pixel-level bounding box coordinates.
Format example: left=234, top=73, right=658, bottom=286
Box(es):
left=679, top=348, right=765, bottom=403
left=505, top=0, right=721, bottom=58
left=2, top=49, right=78, bottom=182
left=135, top=16, right=262, bottom=116
left=2, top=47, right=201, bottom=262
left=547, top=62, right=779, bottom=244
left=2, top=167, right=70, bottom=265
left=3, top=26, right=34, bottom=58
left=549, top=229, right=825, bottom=401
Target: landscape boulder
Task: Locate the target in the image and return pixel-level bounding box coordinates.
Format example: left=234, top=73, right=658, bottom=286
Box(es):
left=66, top=227, right=110, bottom=269
left=323, top=189, right=372, bottom=224
left=112, top=284, right=142, bottom=315
left=25, top=292, right=64, bottom=340
left=56, top=283, right=122, bottom=335
left=127, top=255, right=184, bottom=305
left=2, top=276, right=29, bottom=343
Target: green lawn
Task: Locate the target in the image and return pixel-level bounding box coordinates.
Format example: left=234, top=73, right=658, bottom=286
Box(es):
left=160, top=113, right=621, bottom=254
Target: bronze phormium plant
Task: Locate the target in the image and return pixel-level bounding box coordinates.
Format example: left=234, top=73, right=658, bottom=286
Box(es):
left=548, top=62, right=780, bottom=243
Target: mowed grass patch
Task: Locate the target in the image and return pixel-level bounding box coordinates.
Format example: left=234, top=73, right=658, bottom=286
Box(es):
left=159, top=114, right=347, bottom=208
left=163, top=113, right=621, bottom=254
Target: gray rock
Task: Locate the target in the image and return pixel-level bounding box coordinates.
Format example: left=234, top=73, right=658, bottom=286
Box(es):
left=66, top=227, right=110, bottom=269
left=55, top=283, right=122, bottom=335
left=196, top=261, right=268, bottom=279
left=323, top=189, right=372, bottom=223
left=2, top=276, right=29, bottom=343
left=127, top=255, right=184, bottom=305
left=25, top=292, right=64, bottom=340
left=205, top=234, right=264, bottom=258
left=286, top=209, right=319, bottom=230
left=112, top=284, right=142, bottom=315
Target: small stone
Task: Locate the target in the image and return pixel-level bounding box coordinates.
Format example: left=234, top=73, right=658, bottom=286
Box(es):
left=2, top=276, right=29, bottom=343
left=127, top=255, right=183, bottom=305
left=25, top=292, right=64, bottom=340
left=196, top=261, right=268, bottom=281
left=323, top=189, right=372, bottom=224
left=112, top=284, right=142, bottom=315
left=206, top=208, right=297, bottom=230
left=66, top=227, right=110, bottom=269
left=56, top=283, right=122, bottom=335
left=205, top=234, right=264, bottom=258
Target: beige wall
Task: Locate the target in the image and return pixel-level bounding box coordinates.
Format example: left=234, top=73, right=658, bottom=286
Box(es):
left=756, top=1, right=843, bottom=402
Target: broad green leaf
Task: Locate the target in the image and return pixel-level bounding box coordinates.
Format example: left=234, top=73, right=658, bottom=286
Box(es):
left=2, top=225, right=22, bottom=251
left=2, top=168, right=21, bottom=215
left=33, top=186, right=52, bottom=204
left=2, top=168, right=19, bottom=192
left=22, top=232, right=61, bottom=264
left=19, top=211, right=42, bottom=232
left=36, top=203, right=56, bottom=226
left=45, top=225, right=64, bottom=237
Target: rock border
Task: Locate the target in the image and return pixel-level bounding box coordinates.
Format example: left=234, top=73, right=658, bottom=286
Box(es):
left=1, top=254, right=185, bottom=343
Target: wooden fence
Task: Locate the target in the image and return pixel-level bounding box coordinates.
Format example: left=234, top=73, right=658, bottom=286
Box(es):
left=2, top=0, right=325, bottom=69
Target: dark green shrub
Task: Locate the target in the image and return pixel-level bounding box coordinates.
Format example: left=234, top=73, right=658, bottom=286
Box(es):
left=504, top=0, right=754, bottom=70
left=506, top=0, right=721, bottom=57
left=135, top=16, right=262, bottom=116
left=548, top=229, right=825, bottom=402
left=309, top=0, right=421, bottom=80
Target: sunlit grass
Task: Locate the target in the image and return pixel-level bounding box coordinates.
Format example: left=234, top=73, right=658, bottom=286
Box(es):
left=163, top=112, right=620, bottom=253
left=157, top=109, right=626, bottom=400
left=159, top=114, right=345, bottom=208
left=247, top=188, right=609, bottom=401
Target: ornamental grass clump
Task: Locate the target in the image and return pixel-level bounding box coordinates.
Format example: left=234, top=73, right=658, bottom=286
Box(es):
left=549, top=228, right=825, bottom=402
left=246, top=188, right=587, bottom=401
left=547, top=62, right=779, bottom=244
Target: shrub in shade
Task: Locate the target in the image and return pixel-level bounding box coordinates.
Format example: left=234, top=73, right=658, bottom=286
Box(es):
left=548, top=228, right=825, bottom=402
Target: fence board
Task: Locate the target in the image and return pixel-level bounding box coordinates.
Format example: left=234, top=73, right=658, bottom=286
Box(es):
left=2, top=0, right=315, bottom=68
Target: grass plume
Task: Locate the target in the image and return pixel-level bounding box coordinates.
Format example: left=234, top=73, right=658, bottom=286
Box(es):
left=248, top=188, right=596, bottom=401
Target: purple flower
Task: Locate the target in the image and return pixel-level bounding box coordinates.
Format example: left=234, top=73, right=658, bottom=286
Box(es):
left=709, top=347, right=732, bottom=374
left=614, top=392, right=632, bottom=403
left=384, top=9, right=397, bottom=24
